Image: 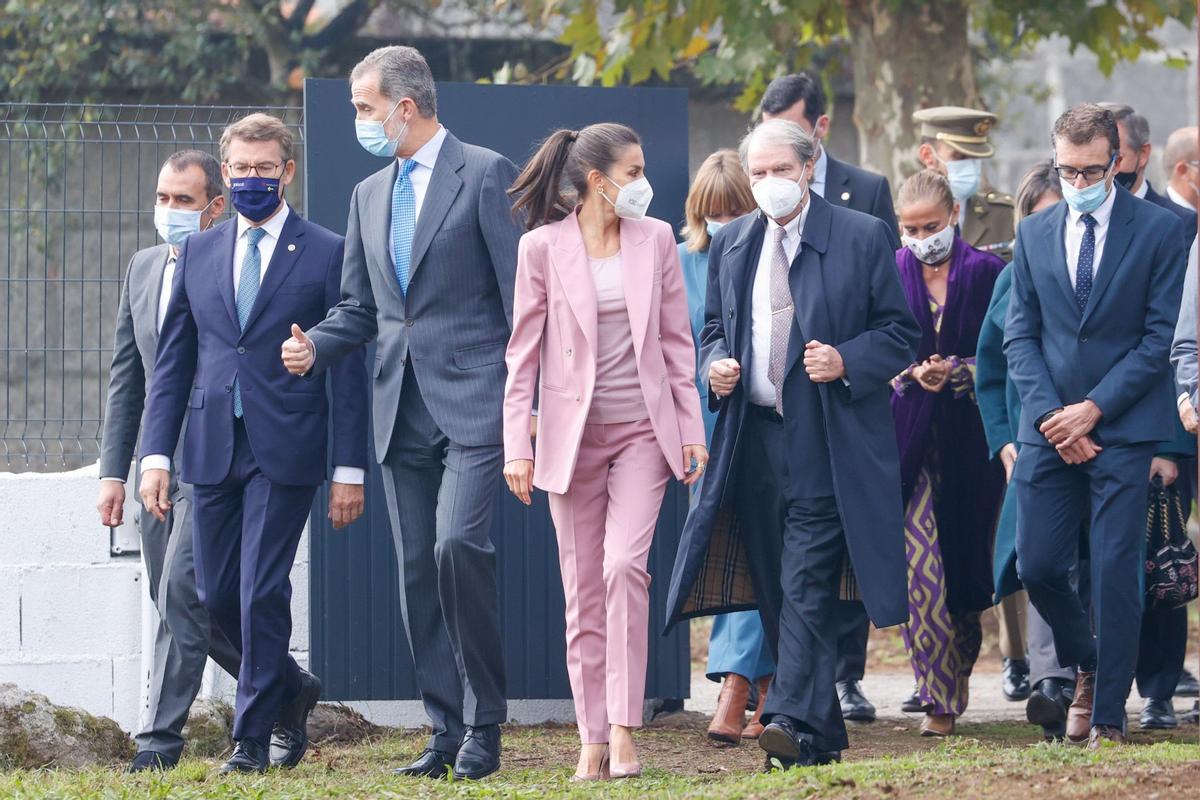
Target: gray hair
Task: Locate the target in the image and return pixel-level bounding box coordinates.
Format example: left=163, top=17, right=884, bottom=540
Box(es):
left=738, top=119, right=817, bottom=169
left=350, top=46, right=438, bottom=118
left=1163, top=126, right=1199, bottom=173
left=1098, top=102, right=1150, bottom=150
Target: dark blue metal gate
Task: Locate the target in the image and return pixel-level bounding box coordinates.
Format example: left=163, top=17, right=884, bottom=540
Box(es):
left=303, top=79, right=692, bottom=703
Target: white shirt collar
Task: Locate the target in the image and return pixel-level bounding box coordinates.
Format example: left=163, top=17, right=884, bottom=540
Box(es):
left=812, top=147, right=828, bottom=187
left=237, top=201, right=290, bottom=241
left=1168, top=184, right=1196, bottom=212
left=1133, top=179, right=1149, bottom=199
left=766, top=197, right=810, bottom=242
left=405, top=125, right=447, bottom=171
left=1066, top=183, right=1117, bottom=228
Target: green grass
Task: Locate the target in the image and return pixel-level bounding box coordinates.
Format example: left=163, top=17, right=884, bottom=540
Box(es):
left=1, top=721, right=1197, bottom=799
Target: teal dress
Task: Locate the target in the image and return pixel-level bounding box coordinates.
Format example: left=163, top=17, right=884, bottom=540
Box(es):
left=680, top=241, right=775, bottom=682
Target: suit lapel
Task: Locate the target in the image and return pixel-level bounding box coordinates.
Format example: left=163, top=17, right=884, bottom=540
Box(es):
left=1041, top=204, right=1077, bottom=315
left=823, top=154, right=851, bottom=207
left=216, top=220, right=240, bottom=329
left=548, top=213, right=598, bottom=356
left=241, top=208, right=306, bottom=336
left=1081, top=190, right=1134, bottom=325
left=620, top=219, right=653, bottom=364
left=408, top=132, right=465, bottom=287
left=724, top=216, right=765, bottom=364
left=142, top=246, right=171, bottom=350
left=369, top=162, right=404, bottom=305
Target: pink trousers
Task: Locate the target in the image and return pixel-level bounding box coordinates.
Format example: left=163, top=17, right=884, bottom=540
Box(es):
left=548, top=418, right=673, bottom=743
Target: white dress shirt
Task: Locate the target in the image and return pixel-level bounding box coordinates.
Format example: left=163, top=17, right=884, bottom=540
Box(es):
left=810, top=147, right=828, bottom=200
left=157, top=251, right=177, bottom=334
left=141, top=202, right=363, bottom=485
left=403, top=125, right=448, bottom=224
left=1132, top=179, right=1148, bottom=200
left=749, top=203, right=809, bottom=407
left=1168, top=184, right=1196, bottom=212
left=1065, top=186, right=1116, bottom=289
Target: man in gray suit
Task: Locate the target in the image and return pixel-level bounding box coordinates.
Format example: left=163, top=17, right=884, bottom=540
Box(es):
left=96, top=150, right=242, bottom=771
left=281, top=45, right=523, bottom=780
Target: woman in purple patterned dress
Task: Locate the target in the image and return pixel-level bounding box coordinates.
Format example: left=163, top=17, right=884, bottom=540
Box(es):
left=890, top=170, right=1006, bottom=737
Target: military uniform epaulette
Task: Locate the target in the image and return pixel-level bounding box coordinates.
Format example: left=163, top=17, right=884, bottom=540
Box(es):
left=985, top=192, right=1014, bottom=206
left=977, top=239, right=1015, bottom=254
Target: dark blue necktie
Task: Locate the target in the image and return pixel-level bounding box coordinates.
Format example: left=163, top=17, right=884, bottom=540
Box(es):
left=1075, top=213, right=1096, bottom=313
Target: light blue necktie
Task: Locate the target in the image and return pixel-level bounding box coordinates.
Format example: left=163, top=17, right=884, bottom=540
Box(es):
left=391, top=159, right=418, bottom=294
left=1075, top=213, right=1096, bottom=313
left=233, top=226, right=266, bottom=418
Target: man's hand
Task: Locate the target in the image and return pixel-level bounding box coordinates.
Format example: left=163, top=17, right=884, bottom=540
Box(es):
left=328, top=482, right=365, bottom=529
left=1150, top=456, right=1179, bottom=487
left=709, top=358, right=741, bottom=398
left=999, top=443, right=1018, bottom=483
left=281, top=323, right=315, bottom=376
left=1180, top=400, right=1198, bottom=434
left=97, top=481, right=126, bottom=527
left=682, top=444, right=709, bottom=487
left=1056, top=434, right=1103, bottom=465
left=139, top=468, right=172, bottom=523
left=803, top=341, right=845, bottom=383
left=1040, top=399, right=1102, bottom=447
left=504, top=459, right=534, bottom=506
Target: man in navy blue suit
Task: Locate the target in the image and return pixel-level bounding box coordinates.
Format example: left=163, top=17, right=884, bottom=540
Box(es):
left=1005, top=103, right=1188, bottom=749
left=140, top=113, right=369, bottom=774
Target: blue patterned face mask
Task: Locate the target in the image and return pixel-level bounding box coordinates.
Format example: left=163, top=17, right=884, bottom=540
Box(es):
left=230, top=177, right=282, bottom=223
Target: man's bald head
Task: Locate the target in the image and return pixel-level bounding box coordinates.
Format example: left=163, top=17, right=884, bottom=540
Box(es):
left=1164, top=127, right=1199, bottom=174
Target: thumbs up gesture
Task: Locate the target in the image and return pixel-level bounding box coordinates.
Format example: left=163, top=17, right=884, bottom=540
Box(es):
left=281, top=323, right=315, bottom=375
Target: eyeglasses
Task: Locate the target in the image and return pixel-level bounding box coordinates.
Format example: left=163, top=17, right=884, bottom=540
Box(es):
left=1052, top=156, right=1115, bottom=185
left=225, top=161, right=285, bottom=178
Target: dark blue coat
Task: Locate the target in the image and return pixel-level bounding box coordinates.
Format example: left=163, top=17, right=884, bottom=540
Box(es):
left=825, top=153, right=901, bottom=252
left=142, top=208, right=369, bottom=487
left=663, top=194, right=921, bottom=631
left=1004, top=188, right=1187, bottom=448
left=1146, top=181, right=1197, bottom=246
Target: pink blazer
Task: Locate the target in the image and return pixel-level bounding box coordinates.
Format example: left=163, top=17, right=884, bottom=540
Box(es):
left=503, top=211, right=706, bottom=494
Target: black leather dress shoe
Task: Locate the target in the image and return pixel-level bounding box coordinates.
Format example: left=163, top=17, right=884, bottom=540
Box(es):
left=270, top=670, right=322, bottom=768
left=1026, top=677, right=1073, bottom=740
left=1140, top=697, right=1178, bottom=729
left=1176, top=669, right=1200, bottom=698
left=393, top=747, right=456, bottom=778
left=453, top=725, right=501, bottom=780
left=758, top=717, right=820, bottom=769
left=219, top=740, right=269, bottom=774
left=127, top=750, right=176, bottom=773
left=1182, top=701, right=1198, bottom=725
left=900, top=687, right=928, bottom=713
left=837, top=680, right=876, bottom=723
left=1001, top=658, right=1031, bottom=701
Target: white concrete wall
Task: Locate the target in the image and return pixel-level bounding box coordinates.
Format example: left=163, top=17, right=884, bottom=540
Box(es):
left=0, top=463, right=309, bottom=733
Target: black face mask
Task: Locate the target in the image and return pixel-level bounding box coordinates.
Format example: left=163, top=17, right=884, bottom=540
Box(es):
left=1114, top=166, right=1141, bottom=190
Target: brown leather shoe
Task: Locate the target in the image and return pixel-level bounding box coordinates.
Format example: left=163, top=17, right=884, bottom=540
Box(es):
left=1087, top=724, right=1126, bottom=750
left=741, top=677, right=771, bottom=739
left=1066, top=671, right=1096, bottom=744
left=708, top=674, right=750, bottom=745
left=920, top=713, right=956, bottom=737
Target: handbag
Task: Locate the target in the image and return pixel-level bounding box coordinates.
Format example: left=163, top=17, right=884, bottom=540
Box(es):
left=1144, top=477, right=1199, bottom=610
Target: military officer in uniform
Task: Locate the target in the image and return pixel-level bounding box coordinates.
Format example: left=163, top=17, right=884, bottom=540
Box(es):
left=914, top=106, right=1016, bottom=262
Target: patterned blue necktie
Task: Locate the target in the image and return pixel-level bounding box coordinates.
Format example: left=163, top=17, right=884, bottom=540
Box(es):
left=233, top=226, right=266, bottom=418
left=1075, top=213, right=1096, bottom=313
left=391, top=158, right=418, bottom=295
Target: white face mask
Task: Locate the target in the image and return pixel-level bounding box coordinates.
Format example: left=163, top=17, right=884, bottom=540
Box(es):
left=752, top=175, right=808, bottom=220
left=902, top=223, right=955, bottom=265
left=602, top=174, right=654, bottom=220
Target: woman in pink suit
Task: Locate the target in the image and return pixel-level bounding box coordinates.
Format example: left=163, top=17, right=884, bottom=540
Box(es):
left=503, top=123, right=708, bottom=780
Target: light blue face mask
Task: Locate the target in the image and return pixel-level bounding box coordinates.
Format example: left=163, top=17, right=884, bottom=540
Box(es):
left=943, top=157, right=982, bottom=200
left=355, top=101, right=406, bottom=158
left=705, top=218, right=725, bottom=236
left=1059, top=156, right=1115, bottom=215
left=154, top=197, right=217, bottom=247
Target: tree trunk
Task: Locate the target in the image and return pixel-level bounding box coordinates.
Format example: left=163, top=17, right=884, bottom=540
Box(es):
left=842, top=0, right=978, bottom=187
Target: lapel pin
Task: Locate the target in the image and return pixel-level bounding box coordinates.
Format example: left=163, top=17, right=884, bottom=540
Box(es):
left=840, top=191, right=851, bottom=201
left=287, top=243, right=296, bottom=252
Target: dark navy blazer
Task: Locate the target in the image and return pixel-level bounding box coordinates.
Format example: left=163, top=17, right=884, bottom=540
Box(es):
left=142, top=207, right=369, bottom=487
left=825, top=153, right=901, bottom=251
left=1003, top=188, right=1188, bottom=448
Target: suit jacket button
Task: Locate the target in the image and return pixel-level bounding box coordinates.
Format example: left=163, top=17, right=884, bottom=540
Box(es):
left=575, top=395, right=581, bottom=402
left=224, top=384, right=232, bottom=392
left=1079, top=336, right=1088, bottom=343
left=237, top=346, right=246, bottom=354
left=405, top=318, right=414, bottom=327
left=566, top=348, right=572, bottom=356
